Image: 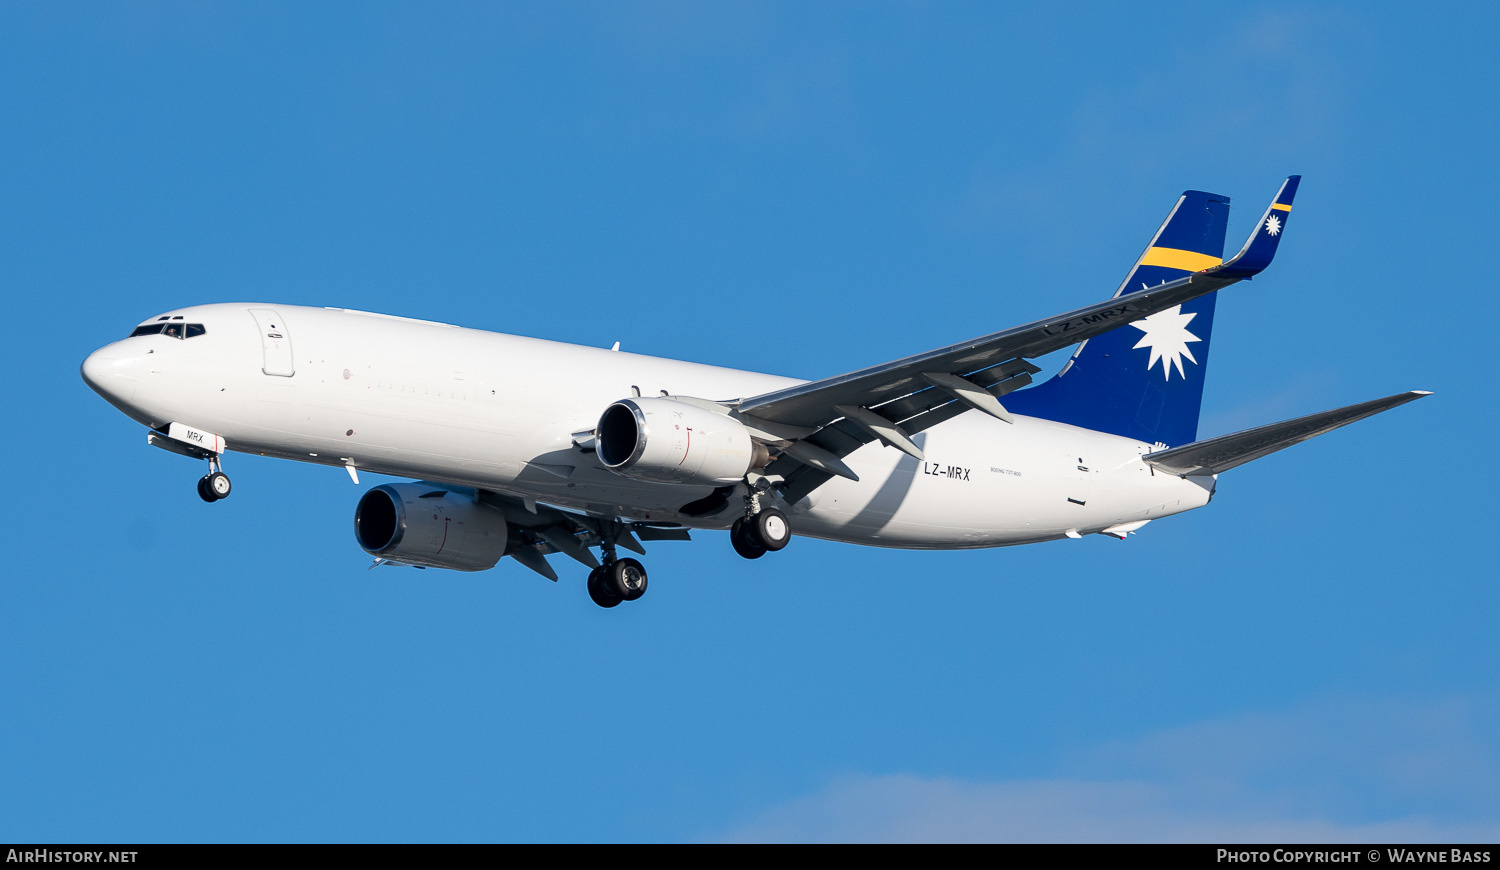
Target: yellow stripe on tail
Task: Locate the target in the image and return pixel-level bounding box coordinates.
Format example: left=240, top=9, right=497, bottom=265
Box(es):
left=1136, top=247, right=1224, bottom=272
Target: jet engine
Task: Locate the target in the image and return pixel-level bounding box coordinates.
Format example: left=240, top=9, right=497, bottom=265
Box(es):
left=353, top=483, right=509, bottom=571
left=595, top=397, right=765, bottom=486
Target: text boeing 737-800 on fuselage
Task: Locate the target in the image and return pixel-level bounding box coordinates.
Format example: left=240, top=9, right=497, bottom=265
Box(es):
left=81, top=177, right=1429, bottom=608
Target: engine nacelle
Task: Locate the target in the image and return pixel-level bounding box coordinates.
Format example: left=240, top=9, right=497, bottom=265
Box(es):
left=353, top=483, right=509, bottom=572
left=596, top=397, right=761, bottom=485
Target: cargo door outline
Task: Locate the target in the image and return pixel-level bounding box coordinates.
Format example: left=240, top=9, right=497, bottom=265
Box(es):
left=249, top=308, right=295, bottom=377
left=1053, top=429, right=1092, bottom=507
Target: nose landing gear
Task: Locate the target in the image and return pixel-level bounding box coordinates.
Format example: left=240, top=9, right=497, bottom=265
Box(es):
left=197, top=455, right=232, bottom=503
left=144, top=424, right=232, bottom=504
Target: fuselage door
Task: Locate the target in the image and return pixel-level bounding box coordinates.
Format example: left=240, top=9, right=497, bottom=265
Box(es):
left=249, top=308, right=295, bottom=377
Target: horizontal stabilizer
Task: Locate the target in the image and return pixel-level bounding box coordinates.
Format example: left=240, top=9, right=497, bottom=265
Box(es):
left=1144, top=390, right=1431, bottom=476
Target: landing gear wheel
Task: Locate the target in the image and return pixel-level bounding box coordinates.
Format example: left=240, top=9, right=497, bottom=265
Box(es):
left=753, top=507, right=791, bottom=551
left=608, top=558, right=648, bottom=601
left=206, top=471, right=232, bottom=500
left=731, top=518, right=767, bottom=560
left=197, top=476, right=217, bottom=503
left=587, top=567, right=622, bottom=608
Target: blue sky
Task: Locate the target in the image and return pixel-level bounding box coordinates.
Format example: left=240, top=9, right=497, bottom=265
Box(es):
left=3, top=2, right=1496, bottom=843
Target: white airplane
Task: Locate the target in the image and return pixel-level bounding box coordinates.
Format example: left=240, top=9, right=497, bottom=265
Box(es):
left=82, top=177, right=1427, bottom=608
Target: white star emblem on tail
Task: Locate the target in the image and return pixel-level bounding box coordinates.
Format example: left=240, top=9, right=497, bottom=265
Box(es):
left=1265, top=214, right=1282, bottom=235
left=1130, top=304, right=1202, bottom=381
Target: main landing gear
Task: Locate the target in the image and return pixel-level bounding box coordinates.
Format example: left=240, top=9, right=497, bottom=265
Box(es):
left=197, top=455, right=232, bottom=503
left=587, top=558, right=648, bottom=608
left=586, top=527, right=648, bottom=609
left=731, top=486, right=792, bottom=560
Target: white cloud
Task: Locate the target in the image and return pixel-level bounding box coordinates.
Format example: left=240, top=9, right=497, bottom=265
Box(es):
left=717, top=696, right=1500, bottom=843
left=720, top=775, right=1499, bottom=843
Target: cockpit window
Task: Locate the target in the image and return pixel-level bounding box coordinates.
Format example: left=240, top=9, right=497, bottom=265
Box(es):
left=128, top=322, right=207, bottom=339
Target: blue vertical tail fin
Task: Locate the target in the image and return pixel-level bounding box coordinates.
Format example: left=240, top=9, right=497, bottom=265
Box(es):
left=1004, top=189, right=1233, bottom=446
left=1004, top=177, right=1300, bottom=446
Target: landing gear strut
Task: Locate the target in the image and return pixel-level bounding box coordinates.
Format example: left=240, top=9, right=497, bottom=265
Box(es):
left=197, top=455, right=231, bottom=503
left=586, top=524, right=649, bottom=608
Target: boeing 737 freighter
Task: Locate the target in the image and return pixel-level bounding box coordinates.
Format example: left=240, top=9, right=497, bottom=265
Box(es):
left=81, top=177, right=1428, bottom=608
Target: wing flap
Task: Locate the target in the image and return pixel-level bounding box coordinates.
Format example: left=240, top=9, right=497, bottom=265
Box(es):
left=1144, top=390, right=1431, bottom=477
left=768, top=361, right=1044, bottom=502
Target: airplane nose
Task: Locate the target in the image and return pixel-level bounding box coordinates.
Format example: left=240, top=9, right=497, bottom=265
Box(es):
left=81, top=347, right=139, bottom=403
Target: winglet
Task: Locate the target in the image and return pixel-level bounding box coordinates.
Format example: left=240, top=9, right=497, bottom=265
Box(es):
left=1209, top=175, right=1300, bottom=279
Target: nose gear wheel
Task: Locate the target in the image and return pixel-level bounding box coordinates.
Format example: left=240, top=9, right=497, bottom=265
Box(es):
left=197, top=456, right=231, bottom=502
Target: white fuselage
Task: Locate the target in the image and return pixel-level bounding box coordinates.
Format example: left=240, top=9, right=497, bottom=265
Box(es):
left=82, top=304, right=1215, bottom=548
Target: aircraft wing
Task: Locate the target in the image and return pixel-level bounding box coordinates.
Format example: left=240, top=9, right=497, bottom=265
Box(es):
left=1142, top=390, right=1431, bottom=477
left=734, top=177, right=1300, bottom=501
left=738, top=270, right=1239, bottom=429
